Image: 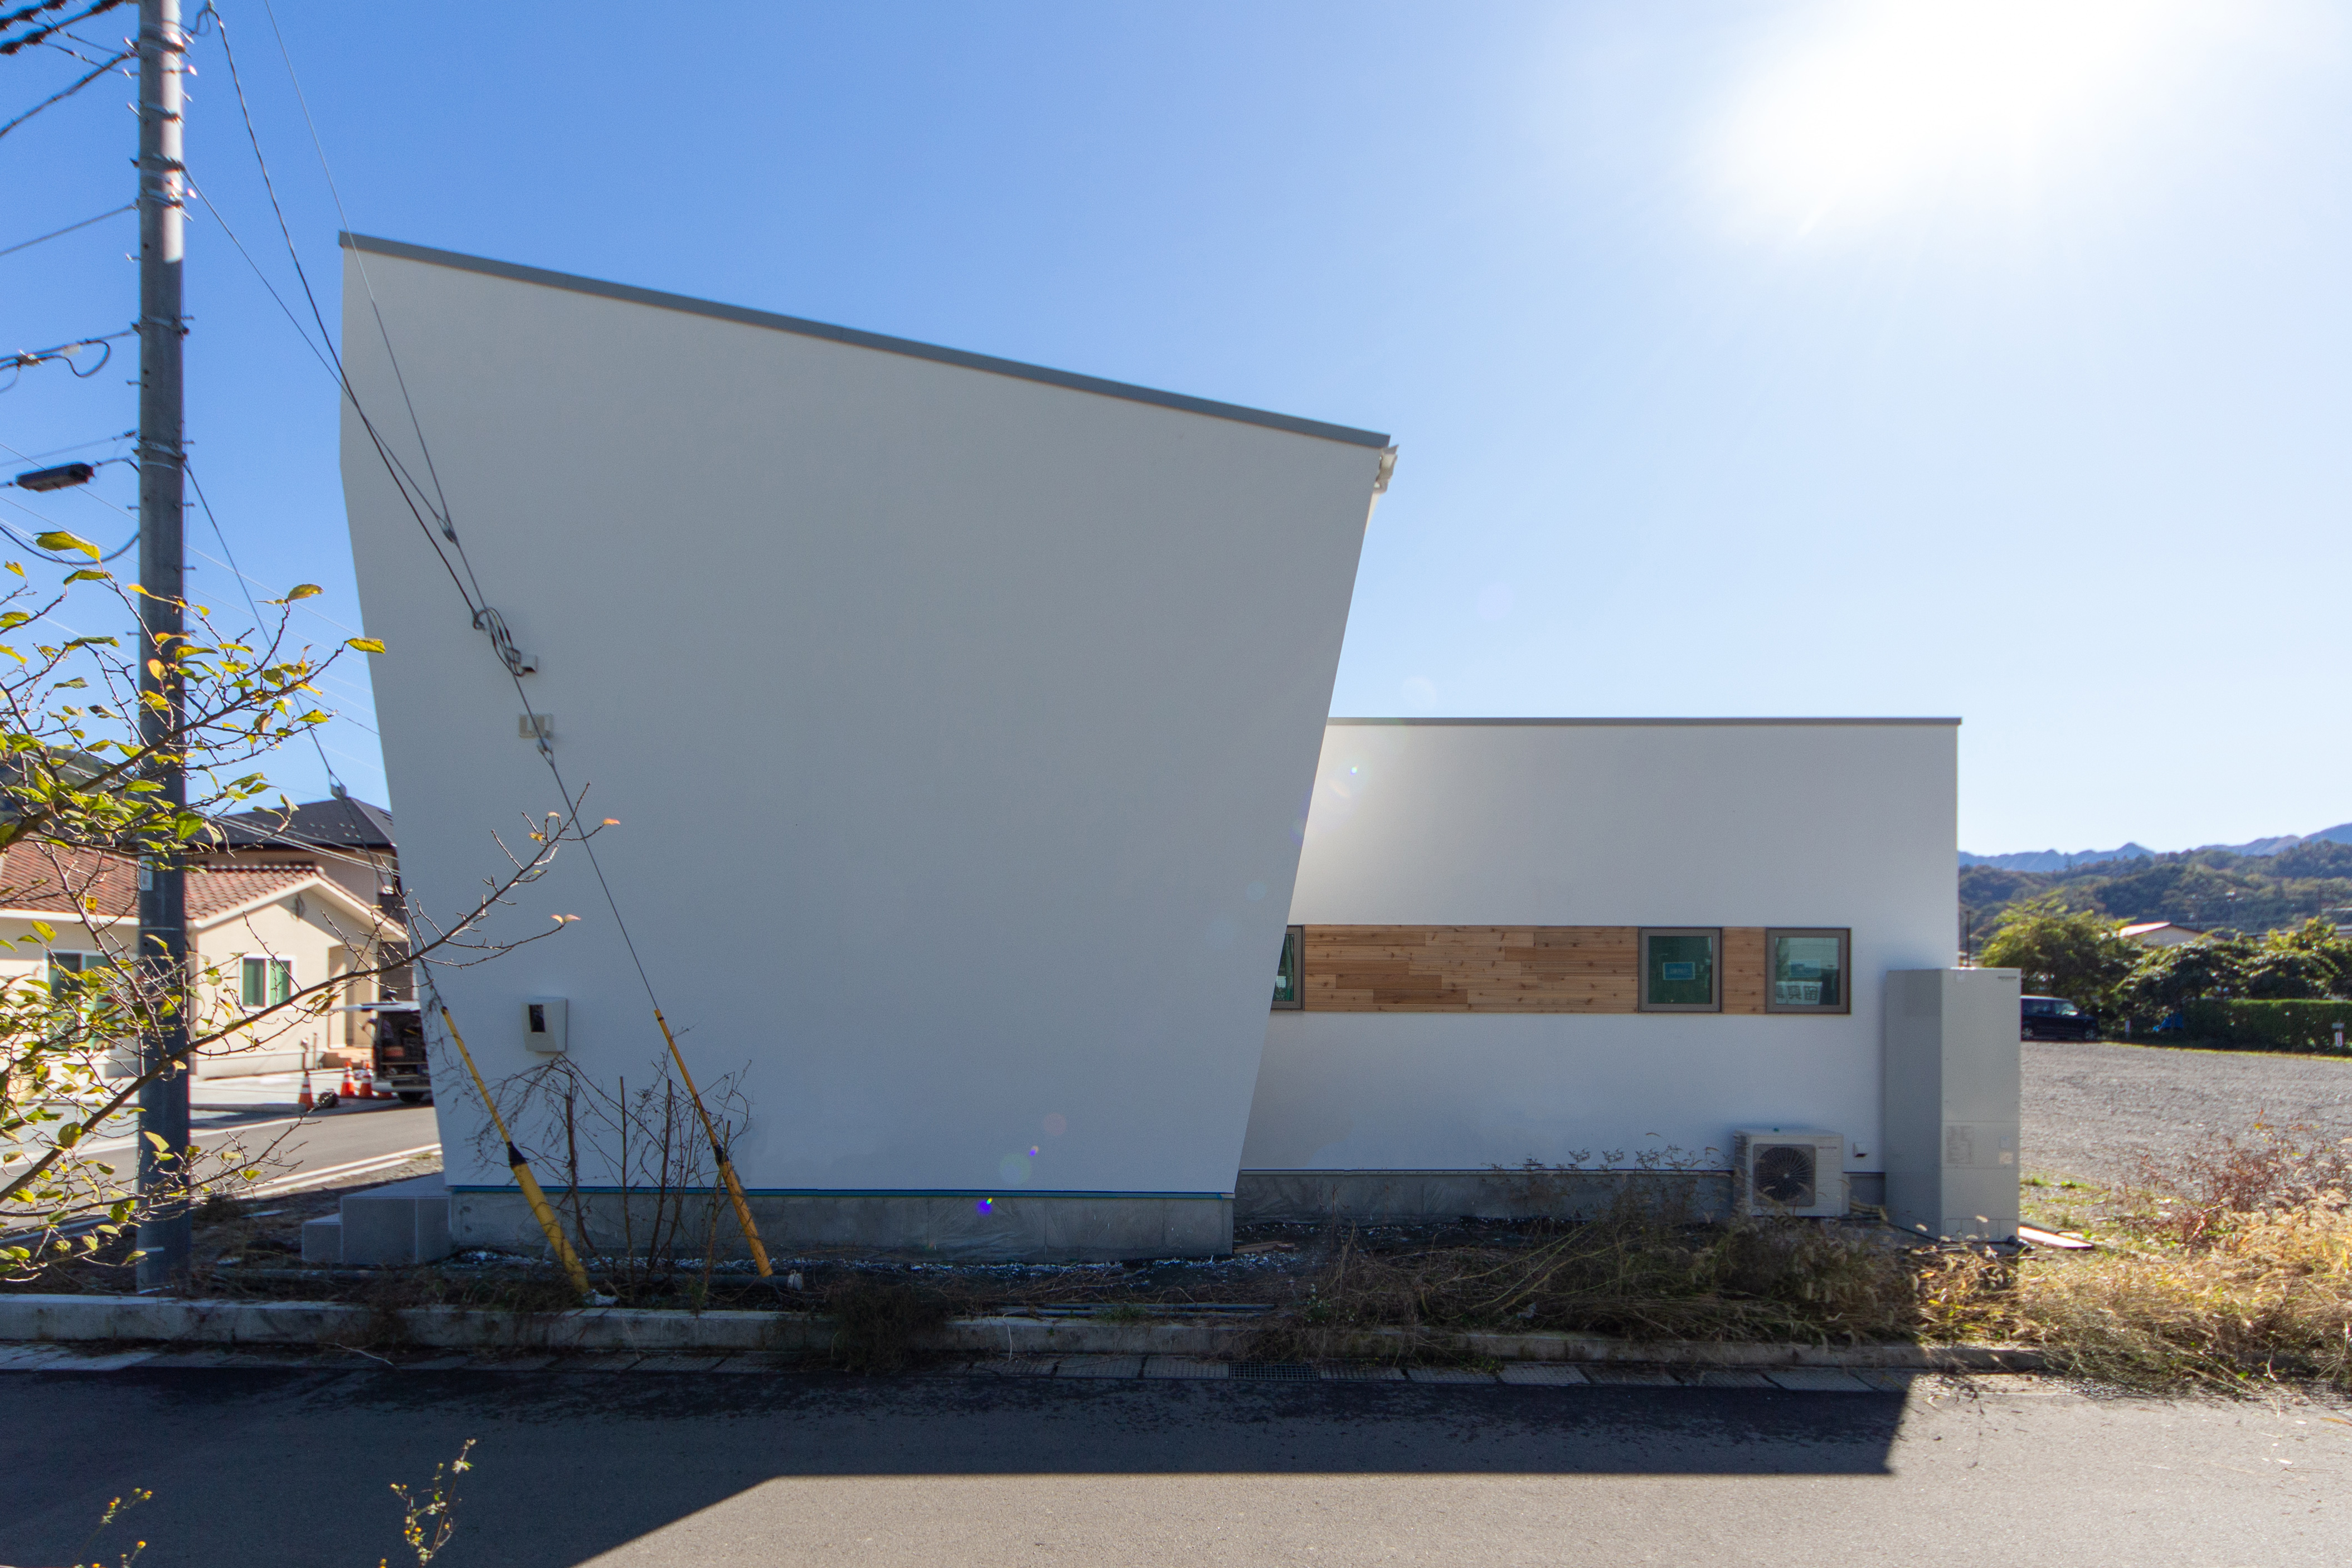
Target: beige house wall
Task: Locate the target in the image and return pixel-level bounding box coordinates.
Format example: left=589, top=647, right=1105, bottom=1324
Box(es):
left=0, top=880, right=385, bottom=1081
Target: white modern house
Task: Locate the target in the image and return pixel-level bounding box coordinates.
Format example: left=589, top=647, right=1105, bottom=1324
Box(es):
left=1239, top=718, right=1994, bottom=1231
left=338, top=235, right=1391, bottom=1259
left=339, top=237, right=2014, bottom=1259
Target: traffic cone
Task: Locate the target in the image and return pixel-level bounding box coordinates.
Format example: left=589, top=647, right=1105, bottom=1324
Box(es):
left=298, top=1070, right=314, bottom=1111
left=338, top=1069, right=358, bottom=1100
left=354, top=1067, right=376, bottom=1100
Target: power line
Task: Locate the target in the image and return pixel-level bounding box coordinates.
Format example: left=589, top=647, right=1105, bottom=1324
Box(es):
left=0, top=428, right=133, bottom=464
left=2, top=328, right=134, bottom=391
left=0, top=41, right=129, bottom=139
left=0, top=203, right=135, bottom=260
left=0, top=0, right=128, bottom=57
left=207, top=9, right=760, bottom=1272
left=235, top=7, right=762, bottom=1266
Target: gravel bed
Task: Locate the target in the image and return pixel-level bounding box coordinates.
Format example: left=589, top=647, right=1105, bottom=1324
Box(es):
left=2023, top=1040, right=2352, bottom=1185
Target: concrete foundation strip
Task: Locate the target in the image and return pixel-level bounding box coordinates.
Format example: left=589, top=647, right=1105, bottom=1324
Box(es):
left=0, top=1295, right=2042, bottom=1370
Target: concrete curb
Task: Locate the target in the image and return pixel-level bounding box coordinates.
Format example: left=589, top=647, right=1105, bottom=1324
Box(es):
left=0, top=1294, right=2044, bottom=1369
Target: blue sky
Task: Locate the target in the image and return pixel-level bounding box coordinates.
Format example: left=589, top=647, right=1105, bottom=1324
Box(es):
left=3, top=1, right=2346, bottom=854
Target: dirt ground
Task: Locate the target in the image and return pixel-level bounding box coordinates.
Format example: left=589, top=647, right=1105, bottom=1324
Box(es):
left=2023, top=1039, right=2352, bottom=1184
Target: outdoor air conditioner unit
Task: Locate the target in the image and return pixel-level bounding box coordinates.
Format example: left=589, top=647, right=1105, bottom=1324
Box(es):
left=1731, top=1129, right=1848, bottom=1218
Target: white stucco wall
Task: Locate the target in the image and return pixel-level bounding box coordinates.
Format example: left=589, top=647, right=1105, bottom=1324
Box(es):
left=1240, top=719, right=1958, bottom=1174
left=338, top=238, right=1386, bottom=1197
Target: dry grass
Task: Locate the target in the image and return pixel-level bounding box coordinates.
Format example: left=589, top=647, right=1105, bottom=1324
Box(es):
left=1248, top=1188, right=2009, bottom=1362
left=2004, top=1124, right=2352, bottom=1392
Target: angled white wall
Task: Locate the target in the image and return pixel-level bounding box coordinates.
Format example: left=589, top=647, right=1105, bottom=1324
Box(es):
left=1242, top=719, right=1958, bottom=1176
left=338, top=237, right=1387, bottom=1207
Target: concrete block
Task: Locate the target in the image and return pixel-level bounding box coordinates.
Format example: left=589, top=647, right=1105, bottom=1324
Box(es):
left=1054, top=1355, right=1143, bottom=1378
left=1581, top=1366, right=1681, bottom=1386
left=1496, top=1364, right=1588, bottom=1385
left=338, top=1174, right=451, bottom=1265
left=1763, top=1368, right=1876, bottom=1392
left=1234, top=1169, right=1733, bottom=1225
left=300, top=1215, right=343, bottom=1264
left=1688, top=1369, right=1774, bottom=1388
left=447, top=1188, right=1231, bottom=1263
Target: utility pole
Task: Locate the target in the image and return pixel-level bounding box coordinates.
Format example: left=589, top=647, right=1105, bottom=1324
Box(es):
left=133, top=0, right=190, bottom=1292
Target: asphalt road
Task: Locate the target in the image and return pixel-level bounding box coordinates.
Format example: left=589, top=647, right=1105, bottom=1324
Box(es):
left=52, top=1095, right=441, bottom=1196
left=0, top=1370, right=2344, bottom=1567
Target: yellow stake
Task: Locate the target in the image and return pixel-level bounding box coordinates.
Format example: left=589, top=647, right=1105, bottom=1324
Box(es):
left=654, top=1009, right=773, bottom=1277
left=439, top=1007, right=593, bottom=1301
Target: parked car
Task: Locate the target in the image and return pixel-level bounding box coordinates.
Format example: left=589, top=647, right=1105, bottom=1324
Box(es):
left=2020, top=995, right=2097, bottom=1041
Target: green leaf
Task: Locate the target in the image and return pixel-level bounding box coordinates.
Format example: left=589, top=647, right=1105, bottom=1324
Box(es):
left=62, top=569, right=111, bottom=584
left=30, top=921, right=54, bottom=943
left=345, top=636, right=386, bottom=654
left=285, top=583, right=323, bottom=600
left=34, top=530, right=100, bottom=561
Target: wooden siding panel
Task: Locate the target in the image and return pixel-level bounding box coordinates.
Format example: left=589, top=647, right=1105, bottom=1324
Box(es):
left=1722, top=927, right=1767, bottom=1014
left=1304, top=925, right=1639, bottom=1012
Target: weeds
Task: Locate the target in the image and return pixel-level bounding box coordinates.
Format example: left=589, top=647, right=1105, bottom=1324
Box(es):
left=824, top=1274, right=950, bottom=1372
left=1252, top=1188, right=2006, bottom=1361
left=71, top=1486, right=150, bottom=1568
left=388, top=1439, right=476, bottom=1565
left=57, top=1444, right=480, bottom=1567
left=2003, top=1123, right=2352, bottom=1391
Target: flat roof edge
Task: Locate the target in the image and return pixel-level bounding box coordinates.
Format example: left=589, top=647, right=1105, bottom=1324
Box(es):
left=1326, top=717, right=1962, bottom=727
left=341, top=233, right=1392, bottom=450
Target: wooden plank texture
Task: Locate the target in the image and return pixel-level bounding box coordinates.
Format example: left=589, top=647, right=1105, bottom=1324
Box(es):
left=1722, top=927, right=1766, bottom=1014
left=1303, top=926, right=1639, bottom=1012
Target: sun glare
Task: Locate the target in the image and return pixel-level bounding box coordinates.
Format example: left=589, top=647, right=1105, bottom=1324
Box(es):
left=1714, top=0, right=2227, bottom=236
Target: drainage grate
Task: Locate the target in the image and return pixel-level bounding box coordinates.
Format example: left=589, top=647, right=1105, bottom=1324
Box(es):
left=1232, top=1361, right=1318, bottom=1382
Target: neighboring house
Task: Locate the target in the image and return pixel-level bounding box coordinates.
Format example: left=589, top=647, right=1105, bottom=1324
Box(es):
left=0, top=843, right=391, bottom=1078
left=198, top=796, right=409, bottom=1005
left=2118, top=921, right=2204, bottom=948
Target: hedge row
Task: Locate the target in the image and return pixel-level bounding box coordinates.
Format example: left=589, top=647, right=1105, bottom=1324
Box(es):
left=2178, top=999, right=2352, bottom=1054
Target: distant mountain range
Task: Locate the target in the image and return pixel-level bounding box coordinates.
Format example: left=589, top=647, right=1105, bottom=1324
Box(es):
left=1959, top=823, right=2352, bottom=873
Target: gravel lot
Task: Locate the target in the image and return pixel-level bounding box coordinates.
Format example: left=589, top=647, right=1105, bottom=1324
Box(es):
left=2023, top=1039, right=2352, bottom=1184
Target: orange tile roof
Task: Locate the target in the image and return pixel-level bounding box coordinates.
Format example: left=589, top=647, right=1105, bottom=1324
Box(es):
left=0, top=843, right=322, bottom=923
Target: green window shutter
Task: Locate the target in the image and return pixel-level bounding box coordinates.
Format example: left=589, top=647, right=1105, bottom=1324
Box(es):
left=270, top=961, right=293, bottom=1005
left=242, top=957, right=266, bottom=1008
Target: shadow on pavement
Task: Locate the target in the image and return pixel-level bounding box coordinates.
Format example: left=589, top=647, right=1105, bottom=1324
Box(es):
left=0, top=1367, right=1907, bottom=1567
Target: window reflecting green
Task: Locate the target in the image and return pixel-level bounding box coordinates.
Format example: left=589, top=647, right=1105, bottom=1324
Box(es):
left=1644, top=933, right=1714, bottom=1007
left=242, top=956, right=292, bottom=1009
left=1272, top=927, right=1303, bottom=1008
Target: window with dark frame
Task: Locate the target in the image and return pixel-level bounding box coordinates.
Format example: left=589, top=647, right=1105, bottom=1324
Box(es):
left=1639, top=928, right=1721, bottom=1012
left=1765, top=928, right=1850, bottom=1014
left=1272, top=924, right=1304, bottom=1010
